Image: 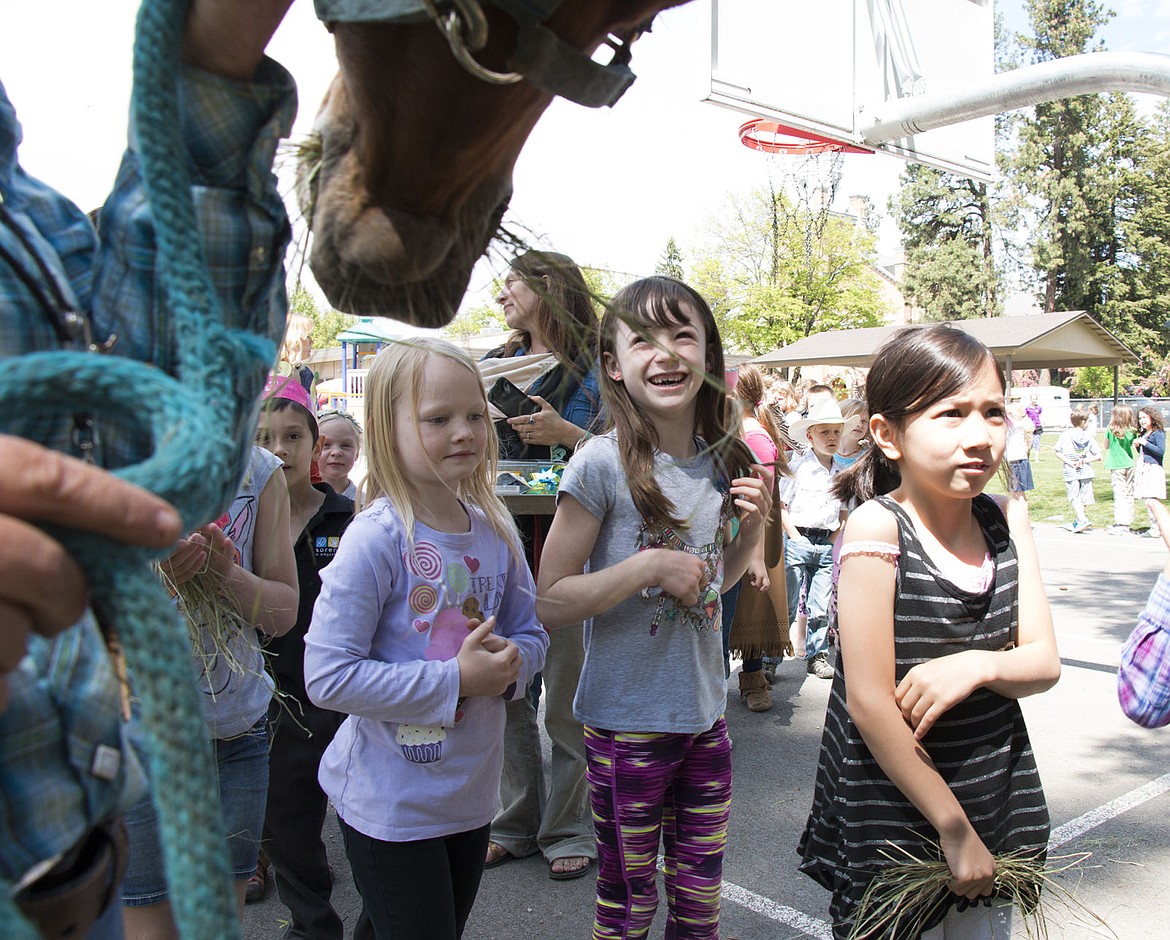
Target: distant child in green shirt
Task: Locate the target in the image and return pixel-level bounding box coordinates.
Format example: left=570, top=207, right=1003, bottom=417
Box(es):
left=1104, top=406, right=1137, bottom=534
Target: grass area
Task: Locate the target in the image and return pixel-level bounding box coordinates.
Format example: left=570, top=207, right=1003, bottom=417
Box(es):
left=984, top=432, right=1156, bottom=533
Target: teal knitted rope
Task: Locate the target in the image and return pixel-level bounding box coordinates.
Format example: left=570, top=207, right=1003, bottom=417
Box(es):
left=0, top=0, right=277, bottom=934
left=0, top=351, right=250, bottom=938
left=120, top=0, right=269, bottom=936
left=0, top=0, right=280, bottom=929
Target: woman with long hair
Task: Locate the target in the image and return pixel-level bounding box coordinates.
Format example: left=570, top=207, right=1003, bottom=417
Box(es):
left=479, top=251, right=602, bottom=881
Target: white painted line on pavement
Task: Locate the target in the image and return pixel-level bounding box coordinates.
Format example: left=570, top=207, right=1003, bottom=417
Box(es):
left=1050, top=771, right=1170, bottom=848
left=719, top=771, right=1170, bottom=937
left=722, top=881, right=833, bottom=939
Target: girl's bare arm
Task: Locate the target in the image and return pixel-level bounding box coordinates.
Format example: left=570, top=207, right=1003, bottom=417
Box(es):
left=894, top=496, right=1060, bottom=739
left=536, top=495, right=706, bottom=629
left=209, top=469, right=298, bottom=636
left=986, top=494, right=1061, bottom=694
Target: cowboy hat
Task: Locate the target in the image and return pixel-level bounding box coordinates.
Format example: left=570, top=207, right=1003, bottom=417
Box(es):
left=788, top=398, right=862, bottom=441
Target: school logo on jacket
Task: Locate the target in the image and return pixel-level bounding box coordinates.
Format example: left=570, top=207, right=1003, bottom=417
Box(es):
left=314, top=536, right=341, bottom=565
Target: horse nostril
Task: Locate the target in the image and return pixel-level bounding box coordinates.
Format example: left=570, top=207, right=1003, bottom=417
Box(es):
left=349, top=204, right=457, bottom=282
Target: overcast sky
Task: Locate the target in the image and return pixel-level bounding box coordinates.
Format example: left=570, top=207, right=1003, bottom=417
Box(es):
left=3, top=0, right=1168, bottom=315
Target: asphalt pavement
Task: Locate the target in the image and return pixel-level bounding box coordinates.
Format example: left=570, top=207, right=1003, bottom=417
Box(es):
left=244, top=521, right=1170, bottom=940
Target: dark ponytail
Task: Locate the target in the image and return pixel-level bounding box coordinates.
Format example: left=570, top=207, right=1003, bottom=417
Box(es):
left=831, top=446, right=901, bottom=505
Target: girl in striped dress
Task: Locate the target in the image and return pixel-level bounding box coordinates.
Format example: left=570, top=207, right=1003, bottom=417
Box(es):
left=799, top=324, right=1061, bottom=940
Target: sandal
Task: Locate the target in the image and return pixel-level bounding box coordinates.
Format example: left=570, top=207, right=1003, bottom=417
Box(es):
left=484, top=841, right=517, bottom=870
left=549, top=856, right=594, bottom=881
left=244, top=863, right=269, bottom=904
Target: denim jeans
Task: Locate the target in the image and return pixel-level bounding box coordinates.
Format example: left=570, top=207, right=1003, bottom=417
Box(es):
left=122, top=714, right=270, bottom=905
left=784, top=535, right=834, bottom=659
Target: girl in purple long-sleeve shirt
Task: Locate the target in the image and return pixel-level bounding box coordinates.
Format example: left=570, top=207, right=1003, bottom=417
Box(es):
left=305, top=339, right=548, bottom=940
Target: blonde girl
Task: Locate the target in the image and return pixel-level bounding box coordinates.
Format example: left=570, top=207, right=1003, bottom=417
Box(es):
left=304, top=339, right=548, bottom=940
left=1004, top=401, right=1035, bottom=500
left=278, top=312, right=316, bottom=398
left=1104, top=405, right=1137, bottom=533
left=536, top=276, right=771, bottom=940
left=316, top=409, right=362, bottom=501
left=833, top=396, right=870, bottom=470
left=800, top=324, right=1059, bottom=940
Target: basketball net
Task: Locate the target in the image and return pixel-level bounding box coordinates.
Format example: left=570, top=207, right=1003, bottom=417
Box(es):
left=738, top=122, right=846, bottom=281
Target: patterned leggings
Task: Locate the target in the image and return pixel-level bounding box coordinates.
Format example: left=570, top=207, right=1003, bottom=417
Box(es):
left=584, top=719, right=732, bottom=940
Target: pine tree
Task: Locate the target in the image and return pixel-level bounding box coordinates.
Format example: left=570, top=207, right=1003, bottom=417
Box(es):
left=654, top=237, right=685, bottom=280
left=889, top=164, right=1000, bottom=318
left=1009, top=0, right=1115, bottom=315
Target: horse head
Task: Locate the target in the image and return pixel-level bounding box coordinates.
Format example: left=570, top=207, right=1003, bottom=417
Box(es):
left=297, top=0, right=691, bottom=327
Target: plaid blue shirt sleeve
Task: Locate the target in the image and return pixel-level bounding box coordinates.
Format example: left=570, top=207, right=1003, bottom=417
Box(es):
left=1118, top=572, right=1170, bottom=728
left=92, top=58, right=296, bottom=471
left=0, top=59, right=295, bottom=883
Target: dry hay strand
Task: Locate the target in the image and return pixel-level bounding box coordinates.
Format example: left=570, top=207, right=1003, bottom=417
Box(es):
left=156, top=563, right=255, bottom=687
left=848, top=841, right=1116, bottom=940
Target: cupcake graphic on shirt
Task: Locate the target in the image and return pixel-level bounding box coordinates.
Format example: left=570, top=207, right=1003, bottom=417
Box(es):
left=396, top=723, right=446, bottom=764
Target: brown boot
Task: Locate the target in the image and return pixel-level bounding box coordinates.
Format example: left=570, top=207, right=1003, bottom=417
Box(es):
left=738, top=669, right=773, bottom=712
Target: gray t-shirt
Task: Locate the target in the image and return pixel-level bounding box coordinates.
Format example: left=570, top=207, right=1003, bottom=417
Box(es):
left=558, top=433, right=730, bottom=734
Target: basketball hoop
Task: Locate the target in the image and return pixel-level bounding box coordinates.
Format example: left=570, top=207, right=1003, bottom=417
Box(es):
left=737, top=119, right=871, bottom=156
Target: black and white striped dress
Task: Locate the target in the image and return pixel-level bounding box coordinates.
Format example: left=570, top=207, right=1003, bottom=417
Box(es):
left=798, top=494, right=1049, bottom=939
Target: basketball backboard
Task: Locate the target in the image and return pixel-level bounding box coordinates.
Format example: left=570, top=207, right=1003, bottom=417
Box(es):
left=706, top=0, right=995, bottom=181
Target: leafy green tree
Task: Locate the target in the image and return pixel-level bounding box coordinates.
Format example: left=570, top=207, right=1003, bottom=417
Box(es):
left=444, top=301, right=506, bottom=343
left=582, top=266, right=625, bottom=308
left=654, top=237, right=686, bottom=280
left=690, top=185, right=887, bottom=356
left=1069, top=365, right=1116, bottom=398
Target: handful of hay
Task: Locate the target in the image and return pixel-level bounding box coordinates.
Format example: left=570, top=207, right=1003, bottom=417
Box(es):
left=155, top=517, right=256, bottom=684
left=848, top=842, right=1115, bottom=940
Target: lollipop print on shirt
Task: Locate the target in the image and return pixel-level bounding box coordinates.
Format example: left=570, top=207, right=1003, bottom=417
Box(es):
left=398, top=543, right=480, bottom=763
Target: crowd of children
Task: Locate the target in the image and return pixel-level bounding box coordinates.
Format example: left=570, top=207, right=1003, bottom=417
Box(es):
left=117, top=270, right=1170, bottom=940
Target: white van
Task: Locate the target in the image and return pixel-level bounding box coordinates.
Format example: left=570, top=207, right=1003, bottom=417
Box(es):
left=1008, top=386, right=1071, bottom=430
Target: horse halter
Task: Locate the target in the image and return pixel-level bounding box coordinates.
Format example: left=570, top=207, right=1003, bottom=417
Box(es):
left=314, top=0, right=647, bottom=107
